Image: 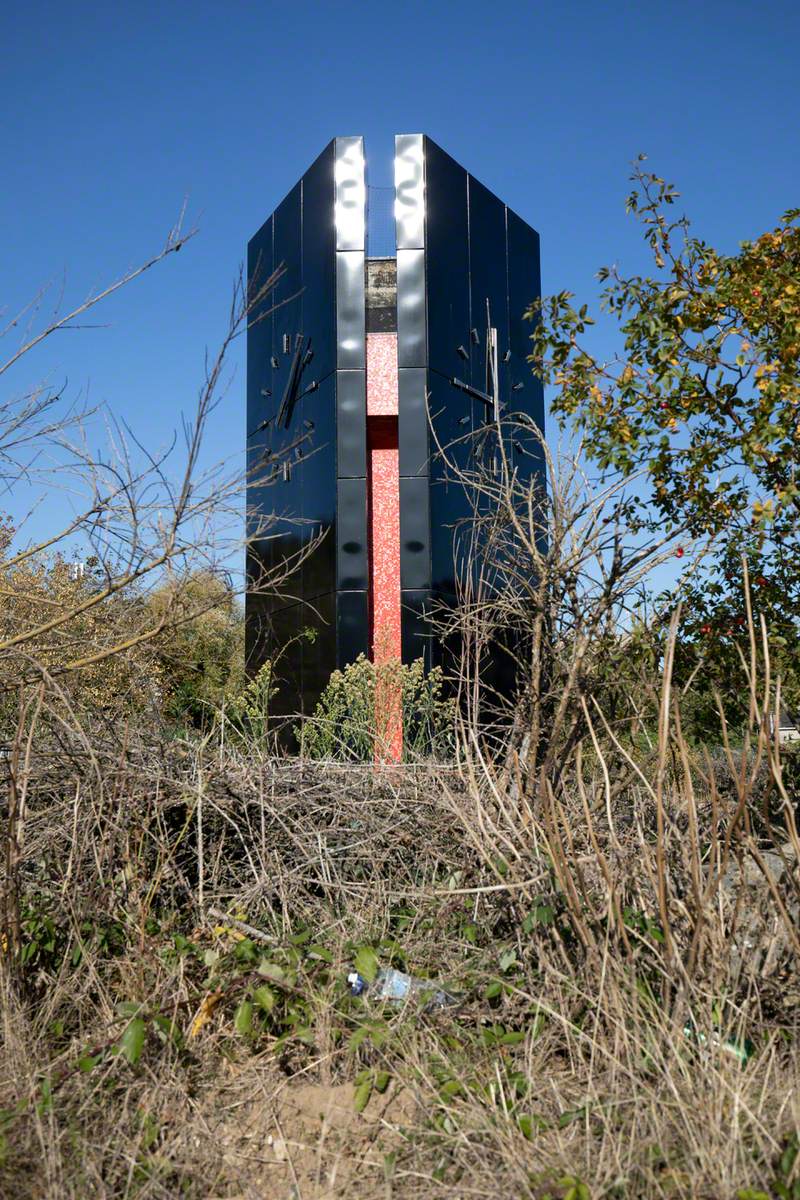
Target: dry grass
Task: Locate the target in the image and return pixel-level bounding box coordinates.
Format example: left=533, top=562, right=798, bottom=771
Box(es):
left=1, top=687, right=798, bottom=1200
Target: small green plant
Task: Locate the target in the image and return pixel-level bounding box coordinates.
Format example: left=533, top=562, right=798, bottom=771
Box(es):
left=296, top=654, right=454, bottom=761
left=225, top=660, right=276, bottom=744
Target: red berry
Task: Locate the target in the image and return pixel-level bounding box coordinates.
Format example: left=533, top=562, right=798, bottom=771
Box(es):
left=675, top=547, right=684, bottom=558
left=701, top=624, right=711, bottom=635
left=757, top=576, right=768, bottom=586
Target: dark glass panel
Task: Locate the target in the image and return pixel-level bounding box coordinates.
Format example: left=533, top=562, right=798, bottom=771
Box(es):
left=247, top=213, right=274, bottom=467
left=336, top=476, right=368, bottom=591
left=244, top=579, right=270, bottom=677
left=302, top=140, right=336, bottom=386
left=506, top=207, right=545, bottom=488
left=398, top=475, right=430, bottom=591
left=337, top=590, right=369, bottom=667
left=301, top=591, right=336, bottom=717
left=506, top=206, right=541, bottom=389
left=426, top=371, right=473, bottom=600
left=246, top=212, right=274, bottom=621
left=400, top=589, right=432, bottom=669
left=423, top=137, right=471, bottom=383
left=398, top=367, right=429, bottom=479
left=272, top=181, right=303, bottom=418
left=268, top=601, right=302, bottom=723
left=336, top=370, right=367, bottom=478
left=468, top=175, right=510, bottom=408
left=300, top=374, right=337, bottom=601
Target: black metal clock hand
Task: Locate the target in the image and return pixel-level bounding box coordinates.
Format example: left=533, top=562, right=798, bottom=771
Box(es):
left=450, top=376, right=493, bottom=407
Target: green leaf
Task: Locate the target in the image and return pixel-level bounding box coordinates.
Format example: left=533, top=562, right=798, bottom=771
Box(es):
left=373, top=1070, right=391, bottom=1094
left=499, top=948, right=517, bottom=972
left=257, top=960, right=285, bottom=981
left=517, top=1114, right=536, bottom=1140
left=234, top=1000, right=253, bottom=1037
left=353, top=1075, right=373, bottom=1113
left=253, top=985, right=275, bottom=1013
left=354, top=945, right=379, bottom=984
left=117, top=1001, right=143, bottom=1017
left=78, top=1054, right=99, bottom=1072
left=485, top=980, right=503, bottom=1000
left=348, top=1020, right=389, bottom=1050
left=152, top=1014, right=181, bottom=1045
left=558, top=1106, right=587, bottom=1128
left=118, top=1017, right=146, bottom=1065
left=348, top=1024, right=371, bottom=1050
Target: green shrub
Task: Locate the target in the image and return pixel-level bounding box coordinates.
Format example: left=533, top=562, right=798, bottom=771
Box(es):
left=224, top=661, right=275, bottom=745
left=296, top=654, right=454, bottom=762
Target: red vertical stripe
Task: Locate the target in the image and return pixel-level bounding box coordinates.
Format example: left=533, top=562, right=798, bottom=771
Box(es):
left=366, top=333, right=401, bottom=760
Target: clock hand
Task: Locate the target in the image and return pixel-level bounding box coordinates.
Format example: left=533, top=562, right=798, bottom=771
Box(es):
left=450, top=376, right=493, bottom=408
left=277, top=338, right=305, bottom=428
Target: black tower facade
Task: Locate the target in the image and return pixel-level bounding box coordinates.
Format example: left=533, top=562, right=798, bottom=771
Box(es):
left=246, top=134, right=544, bottom=722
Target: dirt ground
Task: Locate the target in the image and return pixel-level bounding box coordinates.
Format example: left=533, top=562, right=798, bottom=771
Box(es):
left=197, top=1065, right=416, bottom=1199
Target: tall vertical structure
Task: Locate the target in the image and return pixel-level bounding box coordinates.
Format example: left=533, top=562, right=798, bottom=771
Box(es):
left=246, top=135, right=544, bottom=722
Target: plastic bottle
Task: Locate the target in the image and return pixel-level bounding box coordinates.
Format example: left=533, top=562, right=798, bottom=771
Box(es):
left=347, top=968, right=457, bottom=1010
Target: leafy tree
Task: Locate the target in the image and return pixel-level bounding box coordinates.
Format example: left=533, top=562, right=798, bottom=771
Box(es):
left=0, top=547, right=162, bottom=723
left=532, top=160, right=800, bottom=730
left=148, top=571, right=244, bottom=728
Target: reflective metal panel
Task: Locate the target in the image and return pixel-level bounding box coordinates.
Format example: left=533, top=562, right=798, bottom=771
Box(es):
left=396, top=249, right=426, bottom=368
left=334, top=136, right=366, bottom=252
left=398, top=475, right=430, bottom=590
left=394, top=134, right=425, bottom=250
left=337, top=590, right=369, bottom=666
left=336, top=476, right=368, bottom=591
left=336, top=250, right=365, bottom=369
left=336, top=369, right=367, bottom=478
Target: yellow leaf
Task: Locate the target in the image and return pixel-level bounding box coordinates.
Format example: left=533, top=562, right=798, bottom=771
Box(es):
left=189, top=990, right=224, bottom=1040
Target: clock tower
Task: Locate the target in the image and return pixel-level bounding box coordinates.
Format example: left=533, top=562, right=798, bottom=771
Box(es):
left=246, top=135, right=544, bottom=730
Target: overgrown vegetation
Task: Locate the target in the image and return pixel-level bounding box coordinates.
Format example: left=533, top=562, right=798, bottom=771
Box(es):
left=1, top=168, right=799, bottom=1199
left=298, top=655, right=454, bottom=762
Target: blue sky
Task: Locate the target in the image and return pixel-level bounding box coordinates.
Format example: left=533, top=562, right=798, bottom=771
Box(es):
left=2, top=0, right=799, bottom=562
